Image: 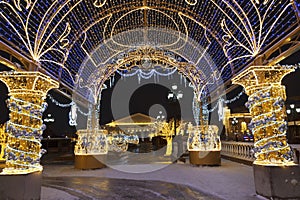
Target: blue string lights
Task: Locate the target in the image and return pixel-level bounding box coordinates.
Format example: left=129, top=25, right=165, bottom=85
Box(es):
left=0, top=1, right=298, bottom=98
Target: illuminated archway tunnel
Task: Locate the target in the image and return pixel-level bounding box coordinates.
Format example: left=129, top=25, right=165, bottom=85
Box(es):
left=1, top=0, right=298, bottom=99
left=0, top=0, right=300, bottom=170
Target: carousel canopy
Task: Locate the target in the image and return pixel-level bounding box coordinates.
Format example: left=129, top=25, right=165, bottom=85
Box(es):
left=0, top=0, right=299, bottom=100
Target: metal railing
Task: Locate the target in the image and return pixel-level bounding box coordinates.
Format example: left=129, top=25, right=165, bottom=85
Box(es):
left=221, top=141, right=255, bottom=163
left=221, top=141, right=300, bottom=164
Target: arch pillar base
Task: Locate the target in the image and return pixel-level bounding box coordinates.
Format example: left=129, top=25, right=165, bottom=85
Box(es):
left=0, top=171, right=42, bottom=200
left=254, top=164, right=300, bottom=199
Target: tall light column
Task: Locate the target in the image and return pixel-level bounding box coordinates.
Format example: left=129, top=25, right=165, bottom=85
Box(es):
left=0, top=71, right=59, bottom=174
left=232, top=66, right=295, bottom=166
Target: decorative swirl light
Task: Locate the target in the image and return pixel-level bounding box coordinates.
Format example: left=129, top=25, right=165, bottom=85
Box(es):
left=4, top=97, right=47, bottom=174
left=0, top=71, right=58, bottom=174
left=232, top=65, right=295, bottom=166
left=246, top=87, right=294, bottom=164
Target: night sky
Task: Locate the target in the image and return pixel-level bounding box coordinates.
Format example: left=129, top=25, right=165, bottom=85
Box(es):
left=0, top=51, right=299, bottom=138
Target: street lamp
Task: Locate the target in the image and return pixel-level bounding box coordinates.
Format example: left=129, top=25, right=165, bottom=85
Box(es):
left=167, top=84, right=183, bottom=103
left=286, top=104, right=300, bottom=140
left=167, top=84, right=183, bottom=134
left=231, top=117, right=239, bottom=141
left=287, top=104, right=300, bottom=126
left=167, top=84, right=184, bottom=159
left=44, top=113, right=55, bottom=123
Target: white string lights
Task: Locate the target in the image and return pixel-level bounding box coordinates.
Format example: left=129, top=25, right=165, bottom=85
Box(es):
left=0, top=71, right=58, bottom=174
left=1, top=0, right=296, bottom=100
left=187, top=123, right=221, bottom=151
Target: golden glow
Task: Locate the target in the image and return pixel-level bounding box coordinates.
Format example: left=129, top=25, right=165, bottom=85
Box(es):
left=74, top=129, right=108, bottom=155
left=232, top=66, right=295, bottom=166
left=187, top=124, right=221, bottom=151
left=0, top=124, right=6, bottom=162
left=0, top=71, right=58, bottom=174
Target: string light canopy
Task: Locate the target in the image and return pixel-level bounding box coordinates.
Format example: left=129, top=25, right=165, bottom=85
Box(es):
left=0, top=0, right=299, bottom=99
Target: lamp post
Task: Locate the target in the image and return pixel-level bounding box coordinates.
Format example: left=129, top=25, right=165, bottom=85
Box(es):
left=286, top=104, right=300, bottom=142
left=287, top=104, right=300, bottom=126
left=231, top=117, right=239, bottom=141
left=167, top=84, right=183, bottom=158
left=167, top=84, right=183, bottom=135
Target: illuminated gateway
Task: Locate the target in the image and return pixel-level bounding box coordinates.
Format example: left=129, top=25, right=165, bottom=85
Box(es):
left=0, top=0, right=299, bottom=199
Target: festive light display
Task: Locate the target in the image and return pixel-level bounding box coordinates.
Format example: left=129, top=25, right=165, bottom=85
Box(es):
left=187, top=123, right=221, bottom=151
left=0, top=124, right=6, bottom=161
left=0, top=0, right=297, bottom=97
left=74, top=129, right=108, bottom=155
left=107, top=133, right=139, bottom=152
left=0, top=71, right=58, bottom=174
left=232, top=66, right=295, bottom=166
left=74, top=129, right=139, bottom=154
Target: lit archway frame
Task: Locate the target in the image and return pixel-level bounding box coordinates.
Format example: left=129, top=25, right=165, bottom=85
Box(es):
left=75, top=46, right=208, bottom=105
left=72, top=45, right=213, bottom=157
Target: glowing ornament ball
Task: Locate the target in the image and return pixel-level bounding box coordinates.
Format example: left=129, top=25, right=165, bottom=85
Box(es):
left=0, top=71, right=58, bottom=174
left=232, top=66, right=295, bottom=166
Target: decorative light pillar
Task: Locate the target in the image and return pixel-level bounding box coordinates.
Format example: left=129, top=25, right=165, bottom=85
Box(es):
left=0, top=124, right=6, bottom=162
left=0, top=71, right=59, bottom=174
left=232, top=66, right=295, bottom=165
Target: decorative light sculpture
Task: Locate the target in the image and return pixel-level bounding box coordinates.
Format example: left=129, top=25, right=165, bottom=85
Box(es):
left=187, top=123, right=220, bottom=151
left=0, top=71, right=59, bottom=174
left=74, top=129, right=108, bottom=155
left=232, top=66, right=295, bottom=165
left=107, top=133, right=139, bottom=152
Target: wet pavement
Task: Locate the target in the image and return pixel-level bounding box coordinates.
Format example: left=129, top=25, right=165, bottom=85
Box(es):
left=43, top=176, right=220, bottom=200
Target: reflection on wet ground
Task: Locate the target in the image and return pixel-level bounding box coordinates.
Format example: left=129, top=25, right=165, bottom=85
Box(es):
left=43, top=176, right=220, bottom=200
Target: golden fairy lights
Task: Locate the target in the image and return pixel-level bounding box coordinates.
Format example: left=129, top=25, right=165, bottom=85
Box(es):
left=0, top=124, right=6, bottom=161
left=187, top=124, right=221, bottom=151
left=74, top=129, right=108, bottom=155
left=232, top=66, right=295, bottom=166
left=1, top=0, right=295, bottom=92
left=0, top=71, right=58, bottom=174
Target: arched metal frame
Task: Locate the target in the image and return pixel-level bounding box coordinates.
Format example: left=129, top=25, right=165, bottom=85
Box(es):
left=0, top=0, right=298, bottom=98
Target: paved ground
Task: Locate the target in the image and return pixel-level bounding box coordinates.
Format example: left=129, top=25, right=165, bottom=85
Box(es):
left=42, top=177, right=219, bottom=200
left=42, top=159, right=266, bottom=200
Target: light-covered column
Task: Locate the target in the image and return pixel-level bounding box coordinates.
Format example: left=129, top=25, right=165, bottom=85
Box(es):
left=232, top=66, right=295, bottom=165
left=0, top=71, right=59, bottom=174
left=0, top=124, right=6, bottom=161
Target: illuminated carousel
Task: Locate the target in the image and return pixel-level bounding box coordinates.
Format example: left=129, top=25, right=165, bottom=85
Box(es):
left=0, top=0, right=300, bottom=199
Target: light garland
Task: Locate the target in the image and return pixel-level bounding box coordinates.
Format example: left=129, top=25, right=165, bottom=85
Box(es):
left=116, top=68, right=178, bottom=84
left=232, top=66, right=295, bottom=166
left=0, top=71, right=58, bottom=174
left=1, top=0, right=296, bottom=98
left=246, top=86, right=294, bottom=164
left=192, top=88, right=245, bottom=124
left=47, top=94, right=90, bottom=116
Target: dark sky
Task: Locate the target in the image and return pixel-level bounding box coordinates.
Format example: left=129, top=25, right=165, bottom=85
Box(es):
left=0, top=51, right=299, bottom=137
